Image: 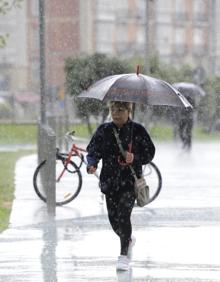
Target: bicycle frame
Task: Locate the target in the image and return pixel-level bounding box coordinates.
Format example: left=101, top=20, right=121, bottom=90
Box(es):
left=56, top=131, right=101, bottom=182
left=57, top=142, right=87, bottom=182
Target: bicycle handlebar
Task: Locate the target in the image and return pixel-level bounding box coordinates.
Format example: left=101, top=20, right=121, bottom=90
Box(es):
left=65, top=131, right=76, bottom=142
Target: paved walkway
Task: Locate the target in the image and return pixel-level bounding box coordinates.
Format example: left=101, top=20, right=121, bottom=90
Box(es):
left=0, top=141, right=220, bottom=281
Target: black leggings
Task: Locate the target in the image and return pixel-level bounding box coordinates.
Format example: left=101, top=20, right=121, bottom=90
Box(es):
left=105, top=190, right=136, bottom=256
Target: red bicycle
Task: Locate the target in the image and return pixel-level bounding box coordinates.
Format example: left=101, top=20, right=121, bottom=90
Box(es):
left=33, top=131, right=162, bottom=206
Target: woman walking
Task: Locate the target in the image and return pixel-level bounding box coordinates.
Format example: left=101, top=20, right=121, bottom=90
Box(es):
left=86, top=101, right=155, bottom=271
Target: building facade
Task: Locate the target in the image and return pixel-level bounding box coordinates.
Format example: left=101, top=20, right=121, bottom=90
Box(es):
left=0, top=0, right=220, bottom=116
left=152, top=0, right=217, bottom=76
left=92, top=0, right=219, bottom=78
left=0, top=1, right=27, bottom=93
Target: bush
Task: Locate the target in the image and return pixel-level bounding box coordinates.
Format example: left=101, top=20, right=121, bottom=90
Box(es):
left=65, top=53, right=133, bottom=135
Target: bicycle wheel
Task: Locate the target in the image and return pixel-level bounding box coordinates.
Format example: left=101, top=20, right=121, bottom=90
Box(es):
left=142, top=161, right=162, bottom=204
left=33, top=159, right=82, bottom=206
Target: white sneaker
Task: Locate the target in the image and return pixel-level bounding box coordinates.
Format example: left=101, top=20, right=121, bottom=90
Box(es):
left=127, top=236, right=136, bottom=258
left=116, top=255, right=130, bottom=271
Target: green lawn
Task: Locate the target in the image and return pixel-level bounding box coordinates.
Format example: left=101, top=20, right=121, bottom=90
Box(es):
left=193, top=127, right=220, bottom=140
left=0, top=124, right=37, bottom=145
left=0, top=150, right=34, bottom=232
left=149, top=123, right=220, bottom=141
left=0, top=124, right=38, bottom=232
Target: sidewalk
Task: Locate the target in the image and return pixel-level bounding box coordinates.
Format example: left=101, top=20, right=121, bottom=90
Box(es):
left=0, top=141, right=220, bottom=281
left=0, top=152, right=109, bottom=282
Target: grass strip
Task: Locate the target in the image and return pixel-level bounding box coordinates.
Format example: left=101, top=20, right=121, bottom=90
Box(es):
left=0, top=150, right=34, bottom=232
left=0, top=124, right=37, bottom=145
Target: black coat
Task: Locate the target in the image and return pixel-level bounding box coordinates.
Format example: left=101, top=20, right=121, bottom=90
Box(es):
left=86, top=119, right=155, bottom=194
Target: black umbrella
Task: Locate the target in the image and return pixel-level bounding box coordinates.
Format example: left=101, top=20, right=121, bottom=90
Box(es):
left=79, top=68, right=192, bottom=108
left=172, top=82, right=206, bottom=106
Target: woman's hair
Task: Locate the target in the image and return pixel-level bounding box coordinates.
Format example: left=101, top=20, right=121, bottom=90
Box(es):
left=109, top=101, right=133, bottom=111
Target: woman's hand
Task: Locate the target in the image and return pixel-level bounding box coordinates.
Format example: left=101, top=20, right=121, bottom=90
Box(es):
left=125, top=151, right=134, bottom=164
left=87, top=165, right=97, bottom=174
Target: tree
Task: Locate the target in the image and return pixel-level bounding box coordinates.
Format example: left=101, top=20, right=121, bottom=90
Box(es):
left=0, top=0, right=23, bottom=47
left=198, top=76, right=220, bottom=132
left=65, top=53, right=132, bottom=135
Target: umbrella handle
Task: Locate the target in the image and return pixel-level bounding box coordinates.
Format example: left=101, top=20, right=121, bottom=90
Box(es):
left=136, top=65, right=140, bottom=75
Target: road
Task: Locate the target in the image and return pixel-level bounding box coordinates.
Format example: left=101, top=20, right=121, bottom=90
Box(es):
left=0, top=141, right=220, bottom=281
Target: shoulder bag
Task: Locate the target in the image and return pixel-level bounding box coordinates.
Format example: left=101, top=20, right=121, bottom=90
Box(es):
left=113, top=127, right=149, bottom=207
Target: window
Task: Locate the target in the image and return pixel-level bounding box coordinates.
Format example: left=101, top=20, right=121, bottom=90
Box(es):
left=31, top=59, right=40, bottom=84
left=175, top=28, right=187, bottom=55
left=96, top=0, right=115, bottom=20
left=193, top=28, right=206, bottom=55
left=156, top=25, right=172, bottom=55
left=137, top=25, right=145, bottom=45
left=175, top=0, right=187, bottom=21
left=31, top=0, right=39, bottom=17
left=31, top=27, right=39, bottom=51
left=193, top=0, right=207, bottom=21
left=156, top=0, right=172, bottom=23
left=96, top=22, right=114, bottom=53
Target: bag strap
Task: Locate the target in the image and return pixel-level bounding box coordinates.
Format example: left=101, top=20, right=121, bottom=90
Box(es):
left=128, top=122, right=134, bottom=153
left=112, top=127, right=138, bottom=181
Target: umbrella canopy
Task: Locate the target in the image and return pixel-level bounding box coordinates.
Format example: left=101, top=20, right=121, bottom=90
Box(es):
left=79, top=72, right=192, bottom=108
left=172, top=82, right=206, bottom=107
left=172, top=82, right=206, bottom=98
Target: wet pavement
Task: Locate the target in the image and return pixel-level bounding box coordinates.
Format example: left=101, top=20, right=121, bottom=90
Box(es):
left=0, top=141, right=220, bottom=281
